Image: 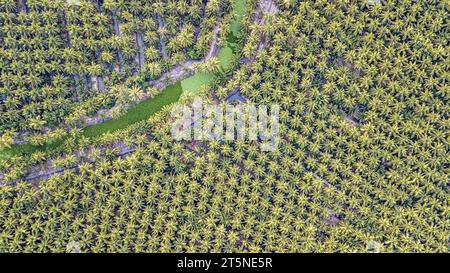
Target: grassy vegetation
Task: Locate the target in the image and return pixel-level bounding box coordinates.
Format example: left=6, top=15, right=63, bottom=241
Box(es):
left=231, top=0, right=247, bottom=36
left=0, top=139, right=64, bottom=161
left=181, top=73, right=216, bottom=96
left=180, top=46, right=234, bottom=97
left=180, top=0, right=244, bottom=97
left=83, top=82, right=182, bottom=138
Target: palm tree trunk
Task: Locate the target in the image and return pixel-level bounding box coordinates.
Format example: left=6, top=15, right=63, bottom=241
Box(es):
left=156, top=14, right=168, bottom=60
left=201, top=0, right=206, bottom=18
left=135, top=32, right=145, bottom=72
left=94, top=51, right=105, bottom=91
left=112, top=12, right=123, bottom=72
left=97, top=76, right=105, bottom=91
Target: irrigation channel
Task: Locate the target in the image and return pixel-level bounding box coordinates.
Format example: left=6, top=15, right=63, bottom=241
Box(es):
left=0, top=0, right=247, bottom=160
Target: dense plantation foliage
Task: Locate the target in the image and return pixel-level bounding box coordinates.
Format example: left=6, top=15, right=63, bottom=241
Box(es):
left=0, top=0, right=231, bottom=145
left=0, top=0, right=449, bottom=252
